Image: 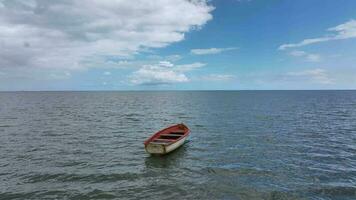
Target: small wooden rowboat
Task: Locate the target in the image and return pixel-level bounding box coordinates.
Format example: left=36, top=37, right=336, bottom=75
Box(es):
left=144, top=123, right=190, bottom=155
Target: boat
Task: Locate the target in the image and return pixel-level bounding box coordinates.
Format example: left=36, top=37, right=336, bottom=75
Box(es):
left=144, top=123, right=190, bottom=155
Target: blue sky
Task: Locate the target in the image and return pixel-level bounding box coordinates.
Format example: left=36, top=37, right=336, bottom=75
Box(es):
left=0, top=0, right=356, bottom=90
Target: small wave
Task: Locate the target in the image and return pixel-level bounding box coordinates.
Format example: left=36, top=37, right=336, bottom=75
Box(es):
left=0, top=124, right=13, bottom=128
left=0, top=117, right=18, bottom=120
left=205, top=167, right=276, bottom=177
left=24, top=172, right=145, bottom=183
left=55, top=161, right=88, bottom=167
left=304, top=186, right=356, bottom=197
left=263, top=191, right=303, bottom=200
left=41, top=130, right=57, bottom=136
left=123, top=113, right=144, bottom=118
left=125, top=117, right=141, bottom=122
left=72, top=189, right=117, bottom=199
left=193, top=124, right=205, bottom=127
left=0, top=191, right=38, bottom=199
left=0, top=189, right=118, bottom=200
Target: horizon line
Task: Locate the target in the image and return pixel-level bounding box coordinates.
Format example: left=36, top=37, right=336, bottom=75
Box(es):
left=1, top=89, right=356, bottom=92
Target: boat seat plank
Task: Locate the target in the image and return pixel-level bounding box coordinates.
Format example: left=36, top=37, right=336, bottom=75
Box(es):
left=160, top=134, right=182, bottom=137
left=152, top=140, right=171, bottom=143
left=172, top=129, right=185, bottom=133
left=149, top=141, right=170, bottom=145
left=169, top=132, right=185, bottom=135
left=154, top=138, right=175, bottom=141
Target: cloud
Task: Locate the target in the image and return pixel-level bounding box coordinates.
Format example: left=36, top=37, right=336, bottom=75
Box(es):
left=279, top=19, right=356, bottom=50
left=145, top=54, right=182, bottom=63
left=289, top=50, right=321, bottom=62
left=129, top=61, right=205, bottom=85
left=200, top=74, right=235, bottom=81
left=305, top=54, right=321, bottom=62
left=49, top=71, right=71, bottom=79
left=175, top=62, right=206, bottom=72
left=158, top=61, right=174, bottom=68
left=164, top=55, right=182, bottom=62
left=289, top=50, right=307, bottom=57
left=103, top=71, right=111, bottom=76
left=0, top=0, right=213, bottom=78
left=287, top=68, right=333, bottom=84
left=190, top=47, right=237, bottom=55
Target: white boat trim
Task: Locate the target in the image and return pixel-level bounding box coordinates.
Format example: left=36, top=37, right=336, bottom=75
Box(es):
left=165, top=136, right=187, bottom=153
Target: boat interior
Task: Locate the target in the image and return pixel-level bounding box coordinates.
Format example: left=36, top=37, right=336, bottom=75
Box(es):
left=150, top=130, right=185, bottom=145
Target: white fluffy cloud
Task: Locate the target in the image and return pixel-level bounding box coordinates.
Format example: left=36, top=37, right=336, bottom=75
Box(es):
left=279, top=19, right=356, bottom=50
left=200, top=74, right=235, bottom=81
left=129, top=61, right=205, bottom=85
left=0, top=0, right=213, bottom=77
left=190, top=47, right=237, bottom=55
left=103, top=71, right=111, bottom=76
left=305, top=54, right=321, bottom=62
left=289, top=50, right=321, bottom=62
left=287, top=68, right=333, bottom=84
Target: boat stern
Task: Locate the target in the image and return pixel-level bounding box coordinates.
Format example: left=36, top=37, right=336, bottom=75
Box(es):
left=145, top=143, right=166, bottom=154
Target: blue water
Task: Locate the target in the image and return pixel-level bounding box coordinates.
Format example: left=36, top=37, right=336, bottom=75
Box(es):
left=0, top=91, right=356, bottom=199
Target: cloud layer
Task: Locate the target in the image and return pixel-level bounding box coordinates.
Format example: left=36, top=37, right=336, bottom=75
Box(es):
left=190, top=47, right=237, bottom=55
left=200, top=74, right=235, bottom=81
left=289, top=50, right=321, bottom=62
left=0, top=0, right=213, bottom=77
left=279, top=19, right=356, bottom=50
left=287, top=68, right=333, bottom=84
left=129, top=61, right=205, bottom=85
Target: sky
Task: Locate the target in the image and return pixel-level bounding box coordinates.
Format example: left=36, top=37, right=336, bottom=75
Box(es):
left=0, top=0, right=356, bottom=91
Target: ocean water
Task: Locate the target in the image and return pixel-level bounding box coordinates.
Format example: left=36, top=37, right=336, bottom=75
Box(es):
left=0, top=91, right=356, bottom=200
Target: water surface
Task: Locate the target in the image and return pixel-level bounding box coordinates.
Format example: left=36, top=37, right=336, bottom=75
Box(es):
left=0, top=91, right=356, bottom=199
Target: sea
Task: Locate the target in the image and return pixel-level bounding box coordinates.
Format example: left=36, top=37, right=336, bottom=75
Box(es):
left=0, top=91, right=355, bottom=200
